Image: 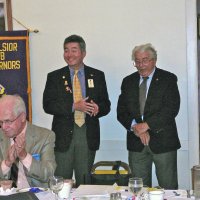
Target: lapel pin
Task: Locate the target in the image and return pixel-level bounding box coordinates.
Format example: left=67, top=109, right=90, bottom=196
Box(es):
left=62, top=76, right=65, bottom=79
left=66, top=86, right=72, bottom=93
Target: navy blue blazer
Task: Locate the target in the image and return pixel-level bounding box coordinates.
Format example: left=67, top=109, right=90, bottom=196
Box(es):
left=117, top=67, right=181, bottom=154
left=43, top=65, right=111, bottom=152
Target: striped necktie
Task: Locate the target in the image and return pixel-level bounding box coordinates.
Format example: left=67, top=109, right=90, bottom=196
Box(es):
left=73, top=70, right=85, bottom=127
left=139, top=77, right=149, bottom=115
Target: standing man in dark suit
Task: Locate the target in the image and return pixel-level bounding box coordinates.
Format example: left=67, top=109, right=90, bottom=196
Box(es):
left=43, top=34, right=111, bottom=186
left=117, top=43, right=181, bottom=189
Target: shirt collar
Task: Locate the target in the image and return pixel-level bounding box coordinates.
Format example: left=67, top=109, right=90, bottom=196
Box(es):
left=140, top=67, right=156, bottom=80
left=69, top=65, right=85, bottom=76
left=11, top=121, right=27, bottom=143
left=19, top=121, right=27, bottom=139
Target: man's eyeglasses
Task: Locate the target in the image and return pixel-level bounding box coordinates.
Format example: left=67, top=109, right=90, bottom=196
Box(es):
left=134, top=58, right=153, bottom=66
left=0, top=113, right=23, bottom=127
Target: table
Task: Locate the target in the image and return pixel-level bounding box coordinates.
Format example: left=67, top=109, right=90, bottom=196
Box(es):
left=70, top=185, right=192, bottom=200
left=0, top=185, right=194, bottom=200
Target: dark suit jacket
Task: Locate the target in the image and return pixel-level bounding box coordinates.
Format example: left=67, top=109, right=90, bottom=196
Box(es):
left=43, top=65, right=111, bottom=152
left=0, top=122, right=56, bottom=187
left=117, top=67, right=181, bottom=154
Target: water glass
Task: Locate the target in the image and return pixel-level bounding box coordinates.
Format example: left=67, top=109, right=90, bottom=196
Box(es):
left=48, top=176, right=64, bottom=200
left=128, top=177, right=143, bottom=198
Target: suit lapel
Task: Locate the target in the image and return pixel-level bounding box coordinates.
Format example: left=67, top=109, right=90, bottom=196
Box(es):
left=65, top=67, right=72, bottom=88
left=145, top=68, right=160, bottom=108
left=134, top=74, right=141, bottom=117
left=62, top=67, right=73, bottom=98
left=133, top=73, right=140, bottom=93
left=25, top=122, right=36, bottom=153
left=84, top=66, right=95, bottom=97
left=124, top=73, right=141, bottom=121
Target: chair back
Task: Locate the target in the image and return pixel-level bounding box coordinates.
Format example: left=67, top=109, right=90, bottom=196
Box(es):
left=85, top=160, right=132, bottom=186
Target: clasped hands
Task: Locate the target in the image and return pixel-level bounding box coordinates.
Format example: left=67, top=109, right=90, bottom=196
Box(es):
left=132, top=122, right=150, bottom=146
left=74, top=97, right=99, bottom=117
left=5, top=136, right=27, bottom=168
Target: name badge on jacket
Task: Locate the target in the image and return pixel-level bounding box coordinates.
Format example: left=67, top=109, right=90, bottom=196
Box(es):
left=88, top=79, right=94, bottom=88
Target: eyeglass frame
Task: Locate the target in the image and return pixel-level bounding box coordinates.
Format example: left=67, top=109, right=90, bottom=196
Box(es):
left=0, top=113, right=23, bottom=127
left=133, top=57, right=154, bottom=67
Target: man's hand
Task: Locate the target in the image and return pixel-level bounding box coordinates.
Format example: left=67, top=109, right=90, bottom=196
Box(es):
left=89, top=100, right=99, bottom=116
left=139, top=131, right=150, bottom=146
left=74, top=97, right=99, bottom=116
left=13, top=136, right=27, bottom=160
left=5, top=145, right=17, bottom=167
left=132, top=122, right=149, bottom=136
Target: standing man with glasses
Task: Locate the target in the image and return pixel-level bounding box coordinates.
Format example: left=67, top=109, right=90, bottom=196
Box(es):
left=0, top=94, right=56, bottom=188
left=43, top=34, right=111, bottom=187
left=117, top=43, right=181, bottom=189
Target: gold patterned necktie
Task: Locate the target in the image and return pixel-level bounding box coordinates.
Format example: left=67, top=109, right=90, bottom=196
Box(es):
left=73, top=70, right=85, bottom=127
left=139, top=77, right=149, bottom=115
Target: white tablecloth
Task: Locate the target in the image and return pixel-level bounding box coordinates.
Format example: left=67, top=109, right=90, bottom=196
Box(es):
left=0, top=185, right=194, bottom=200
left=70, top=185, right=192, bottom=200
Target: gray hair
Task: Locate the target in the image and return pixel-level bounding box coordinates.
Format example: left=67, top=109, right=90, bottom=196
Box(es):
left=132, top=43, right=157, bottom=61
left=0, top=94, right=26, bottom=116
left=63, top=34, right=86, bottom=52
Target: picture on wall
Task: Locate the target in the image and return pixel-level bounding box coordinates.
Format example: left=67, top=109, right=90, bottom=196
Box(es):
left=0, top=2, right=5, bottom=30
left=0, top=0, right=12, bottom=31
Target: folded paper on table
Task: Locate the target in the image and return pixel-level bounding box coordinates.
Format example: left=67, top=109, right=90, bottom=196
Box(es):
left=71, top=185, right=132, bottom=199
left=164, top=190, right=189, bottom=200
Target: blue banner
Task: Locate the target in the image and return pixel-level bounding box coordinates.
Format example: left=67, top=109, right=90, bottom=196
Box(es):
left=0, top=30, right=32, bottom=121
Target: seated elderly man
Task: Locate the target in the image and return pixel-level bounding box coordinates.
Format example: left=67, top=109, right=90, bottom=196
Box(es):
left=0, top=94, right=56, bottom=188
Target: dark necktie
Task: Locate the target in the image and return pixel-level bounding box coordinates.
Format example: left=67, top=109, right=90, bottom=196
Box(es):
left=139, top=77, right=149, bottom=115
left=10, top=160, right=19, bottom=188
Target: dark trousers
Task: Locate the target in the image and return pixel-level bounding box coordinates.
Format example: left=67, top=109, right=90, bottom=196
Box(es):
left=55, top=123, right=96, bottom=187
left=129, top=146, right=178, bottom=189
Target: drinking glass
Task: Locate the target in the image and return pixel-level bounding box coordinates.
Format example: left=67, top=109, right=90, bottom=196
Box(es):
left=48, top=176, right=64, bottom=200
left=128, top=177, right=143, bottom=199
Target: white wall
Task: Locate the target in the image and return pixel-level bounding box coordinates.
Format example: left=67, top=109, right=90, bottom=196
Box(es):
left=11, top=0, right=198, bottom=189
